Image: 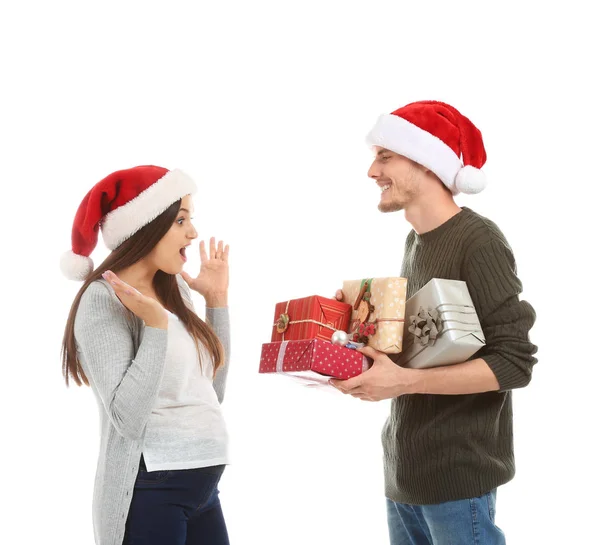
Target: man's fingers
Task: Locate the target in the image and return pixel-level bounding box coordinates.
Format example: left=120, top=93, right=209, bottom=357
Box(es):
left=329, top=379, right=349, bottom=393
left=357, top=345, right=380, bottom=360
left=335, top=289, right=344, bottom=301
left=333, top=386, right=372, bottom=400
left=329, top=374, right=364, bottom=393
left=352, top=393, right=374, bottom=401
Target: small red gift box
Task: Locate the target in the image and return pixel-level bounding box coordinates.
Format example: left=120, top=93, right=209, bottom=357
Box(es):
left=271, top=296, right=352, bottom=343
left=259, top=338, right=370, bottom=385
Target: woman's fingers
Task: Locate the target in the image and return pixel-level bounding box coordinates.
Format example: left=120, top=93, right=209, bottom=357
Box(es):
left=209, top=237, right=217, bottom=259
left=102, top=270, right=137, bottom=297
left=199, top=240, right=208, bottom=264
left=201, top=238, right=229, bottom=261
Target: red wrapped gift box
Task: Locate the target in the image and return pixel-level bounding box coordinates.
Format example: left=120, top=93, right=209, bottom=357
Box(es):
left=271, top=296, right=352, bottom=343
left=259, top=338, right=370, bottom=385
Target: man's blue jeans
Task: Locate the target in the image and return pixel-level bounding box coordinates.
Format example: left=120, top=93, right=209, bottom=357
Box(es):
left=387, top=489, right=506, bottom=545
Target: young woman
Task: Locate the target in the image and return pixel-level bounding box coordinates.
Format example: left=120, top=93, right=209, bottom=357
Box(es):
left=60, top=165, right=231, bottom=545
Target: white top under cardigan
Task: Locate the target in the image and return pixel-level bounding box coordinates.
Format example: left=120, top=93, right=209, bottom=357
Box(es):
left=142, top=311, right=229, bottom=471
left=74, top=276, right=231, bottom=545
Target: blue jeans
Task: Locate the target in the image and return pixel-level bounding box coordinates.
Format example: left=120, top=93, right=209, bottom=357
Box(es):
left=123, top=456, right=229, bottom=545
left=387, top=489, right=506, bottom=545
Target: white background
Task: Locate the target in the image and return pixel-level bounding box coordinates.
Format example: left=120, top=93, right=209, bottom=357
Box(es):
left=1, top=1, right=598, bottom=544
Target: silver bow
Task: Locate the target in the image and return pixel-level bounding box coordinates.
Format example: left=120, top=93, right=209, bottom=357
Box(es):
left=408, top=307, right=443, bottom=347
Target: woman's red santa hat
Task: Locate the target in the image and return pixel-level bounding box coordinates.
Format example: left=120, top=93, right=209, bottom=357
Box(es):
left=60, top=165, right=197, bottom=281
left=366, top=100, right=488, bottom=195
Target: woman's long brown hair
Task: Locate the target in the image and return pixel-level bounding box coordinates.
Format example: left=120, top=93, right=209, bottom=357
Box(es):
left=61, top=199, right=224, bottom=387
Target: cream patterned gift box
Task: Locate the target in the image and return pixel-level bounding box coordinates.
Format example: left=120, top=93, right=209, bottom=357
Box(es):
left=396, top=278, right=485, bottom=369
left=342, top=277, right=408, bottom=354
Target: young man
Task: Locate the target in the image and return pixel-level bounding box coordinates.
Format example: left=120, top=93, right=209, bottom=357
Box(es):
left=331, top=100, right=538, bottom=545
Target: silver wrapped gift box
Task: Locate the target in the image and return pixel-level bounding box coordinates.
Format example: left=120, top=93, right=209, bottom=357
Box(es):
left=396, top=278, right=485, bottom=369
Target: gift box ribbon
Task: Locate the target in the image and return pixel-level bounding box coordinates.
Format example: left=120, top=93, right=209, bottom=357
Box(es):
left=408, top=307, right=443, bottom=346
left=350, top=278, right=405, bottom=336
left=274, top=299, right=338, bottom=341
left=276, top=341, right=289, bottom=372
left=353, top=278, right=374, bottom=309
left=403, top=303, right=482, bottom=361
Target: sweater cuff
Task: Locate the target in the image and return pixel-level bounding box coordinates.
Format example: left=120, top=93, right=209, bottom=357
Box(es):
left=206, top=306, right=229, bottom=323
left=481, top=352, right=531, bottom=392
left=143, top=324, right=169, bottom=337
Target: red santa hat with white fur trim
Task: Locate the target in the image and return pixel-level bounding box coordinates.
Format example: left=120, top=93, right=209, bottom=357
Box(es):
left=366, top=100, right=487, bottom=195
left=60, top=165, right=197, bottom=281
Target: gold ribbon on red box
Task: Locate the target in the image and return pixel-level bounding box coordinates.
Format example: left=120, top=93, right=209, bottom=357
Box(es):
left=271, top=296, right=352, bottom=343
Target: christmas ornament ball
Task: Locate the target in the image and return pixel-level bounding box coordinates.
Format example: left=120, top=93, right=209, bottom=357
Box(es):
left=331, top=330, right=350, bottom=346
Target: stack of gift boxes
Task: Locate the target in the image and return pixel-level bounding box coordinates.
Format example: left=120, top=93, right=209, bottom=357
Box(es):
left=259, top=277, right=487, bottom=386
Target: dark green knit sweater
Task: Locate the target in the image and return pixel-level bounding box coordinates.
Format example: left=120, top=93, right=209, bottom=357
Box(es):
left=383, top=207, right=537, bottom=505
